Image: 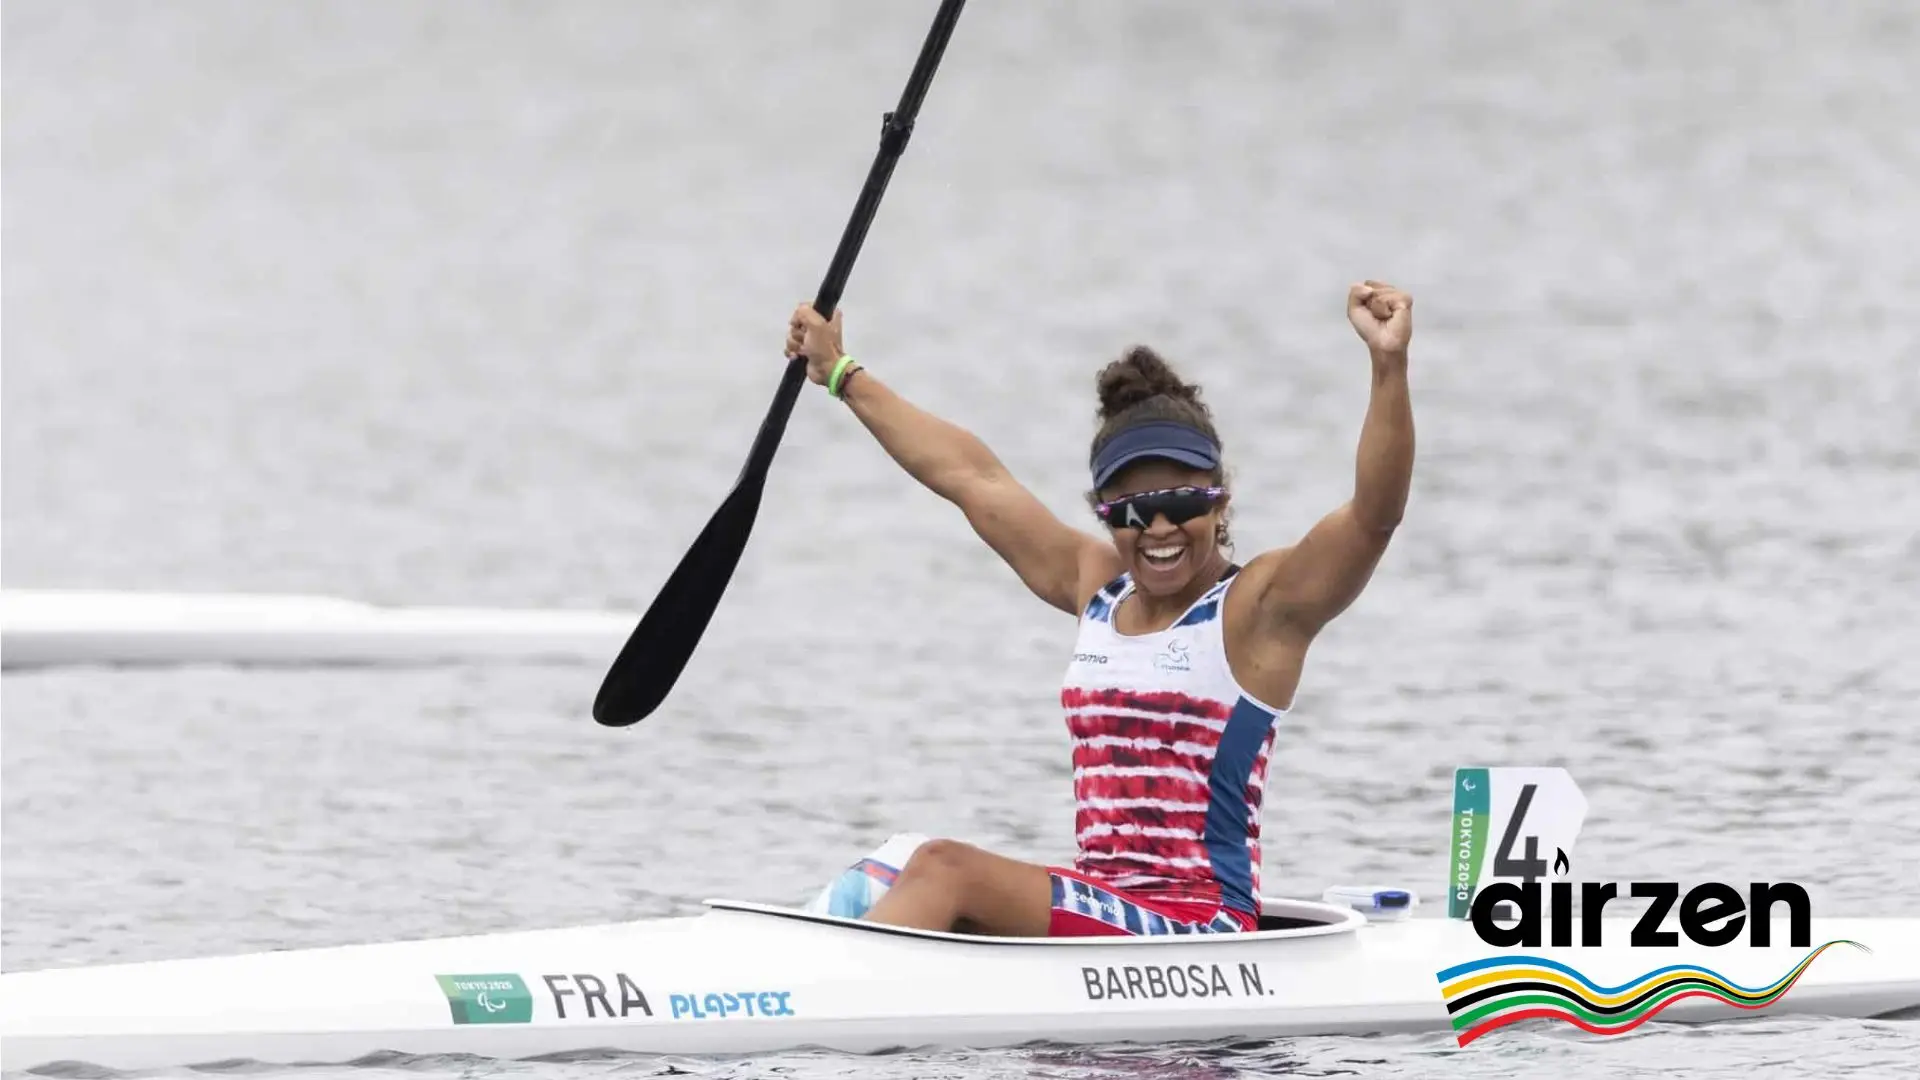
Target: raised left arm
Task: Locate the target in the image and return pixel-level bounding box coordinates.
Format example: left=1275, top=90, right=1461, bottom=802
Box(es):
left=1251, top=282, right=1415, bottom=636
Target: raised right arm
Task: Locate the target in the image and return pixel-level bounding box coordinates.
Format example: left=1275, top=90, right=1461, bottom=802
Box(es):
left=839, top=368, right=1117, bottom=616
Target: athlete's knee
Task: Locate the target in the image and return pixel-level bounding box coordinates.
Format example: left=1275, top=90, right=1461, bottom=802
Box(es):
left=897, top=838, right=974, bottom=884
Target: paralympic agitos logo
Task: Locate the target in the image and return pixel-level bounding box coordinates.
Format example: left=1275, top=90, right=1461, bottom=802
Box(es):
left=1453, top=769, right=1814, bottom=949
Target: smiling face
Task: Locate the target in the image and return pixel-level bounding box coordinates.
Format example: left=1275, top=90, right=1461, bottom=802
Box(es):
left=1095, top=459, right=1231, bottom=597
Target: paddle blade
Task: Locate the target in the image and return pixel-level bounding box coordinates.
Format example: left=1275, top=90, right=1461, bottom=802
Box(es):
left=591, top=476, right=766, bottom=726
left=591, top=360, right=807, bottom=726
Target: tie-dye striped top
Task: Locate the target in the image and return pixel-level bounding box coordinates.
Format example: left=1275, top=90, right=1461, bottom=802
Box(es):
left=1059, top=566, right=1286, bottom=916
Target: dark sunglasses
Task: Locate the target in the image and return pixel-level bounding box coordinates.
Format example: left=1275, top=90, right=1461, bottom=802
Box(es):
left=1093, top=486, right=1227, bottom=530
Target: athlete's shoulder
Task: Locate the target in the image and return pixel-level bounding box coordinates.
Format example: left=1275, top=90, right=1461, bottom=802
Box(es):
left=1226, top=547, right=1291, bottom=595
left=1222, top=546, right=1299, bottom=631
left=1077, top=569, right=1131, bottom=622
left=1073, top=547, right=1128, bottom=618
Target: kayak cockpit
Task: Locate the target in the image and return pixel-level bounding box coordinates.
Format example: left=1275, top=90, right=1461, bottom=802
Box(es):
left=700, top=895, right=1367, bottom=945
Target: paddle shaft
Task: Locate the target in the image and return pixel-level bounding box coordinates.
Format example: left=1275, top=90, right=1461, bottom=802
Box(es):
left=593, top=0, right=968, bottom=726
left=736, top=0, right=967, bottom=489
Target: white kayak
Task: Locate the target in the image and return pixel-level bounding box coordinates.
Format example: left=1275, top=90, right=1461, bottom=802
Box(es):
left=0, top=588, right=634, bottom=670
left=3, top=894, right=1917, bottom=1070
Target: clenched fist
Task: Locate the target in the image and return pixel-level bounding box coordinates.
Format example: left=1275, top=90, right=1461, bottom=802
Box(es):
left=1347, top=281, right=1412, bottom=355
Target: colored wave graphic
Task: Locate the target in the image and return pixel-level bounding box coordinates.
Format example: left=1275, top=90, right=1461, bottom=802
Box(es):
left=1436, top=940, right=1869, bottom=1046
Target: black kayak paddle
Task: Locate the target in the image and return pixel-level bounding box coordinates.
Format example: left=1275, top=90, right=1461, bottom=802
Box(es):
left=593, top=0, right=969, bottom=726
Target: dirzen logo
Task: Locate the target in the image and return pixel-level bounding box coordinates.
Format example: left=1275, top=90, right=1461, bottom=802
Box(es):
left=1434, top=767, right=1869, bottom=1046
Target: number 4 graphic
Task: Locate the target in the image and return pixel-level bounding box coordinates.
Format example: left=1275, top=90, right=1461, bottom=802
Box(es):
left=1493, top=783, right=1549, bottom=882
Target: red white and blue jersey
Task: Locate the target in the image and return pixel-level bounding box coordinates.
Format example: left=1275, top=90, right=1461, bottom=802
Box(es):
left=1059, top=567, right=1285, bottom=918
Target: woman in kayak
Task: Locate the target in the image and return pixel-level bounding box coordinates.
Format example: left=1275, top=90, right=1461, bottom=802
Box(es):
left=784, top=281, right=1414, bottom=936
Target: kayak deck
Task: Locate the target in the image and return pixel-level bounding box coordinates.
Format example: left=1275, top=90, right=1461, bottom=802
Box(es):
left=5, top=897, right=1916, bottom=1069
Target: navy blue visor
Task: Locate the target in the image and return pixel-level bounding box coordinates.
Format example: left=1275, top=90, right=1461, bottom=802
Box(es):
left=1089, top=421, right=1220, bottom=489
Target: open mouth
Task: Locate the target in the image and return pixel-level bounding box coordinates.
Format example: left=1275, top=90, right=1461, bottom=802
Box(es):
left=1140, top=544, right=1188, bottom=573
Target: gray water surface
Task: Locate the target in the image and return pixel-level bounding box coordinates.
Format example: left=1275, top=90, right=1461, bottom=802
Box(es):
left=5, top=1, right=1918, bottom=1077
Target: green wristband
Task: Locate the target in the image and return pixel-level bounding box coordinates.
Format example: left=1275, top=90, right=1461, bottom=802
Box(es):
left=828, top=355, right=858, bottom=398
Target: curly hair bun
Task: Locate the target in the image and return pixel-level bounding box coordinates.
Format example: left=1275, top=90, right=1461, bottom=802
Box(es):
left=1094, top=346, right=1202, bottom=422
